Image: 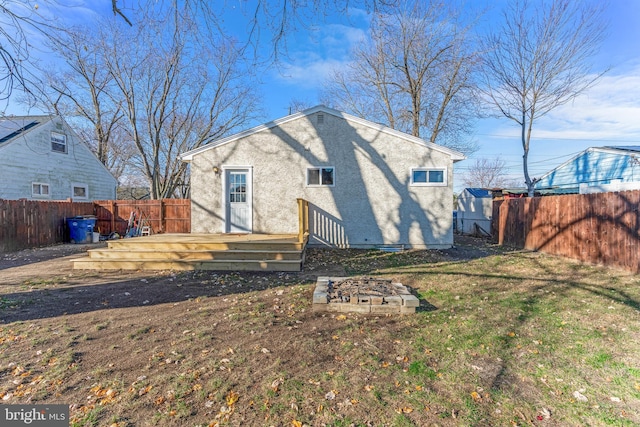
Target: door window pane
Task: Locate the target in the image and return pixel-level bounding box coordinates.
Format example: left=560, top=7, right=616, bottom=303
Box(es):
left=229, top=173, right=247, bottom=203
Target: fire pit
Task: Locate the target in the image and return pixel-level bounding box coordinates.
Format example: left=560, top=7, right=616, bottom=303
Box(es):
left=313, top=276, right=419, bottom=314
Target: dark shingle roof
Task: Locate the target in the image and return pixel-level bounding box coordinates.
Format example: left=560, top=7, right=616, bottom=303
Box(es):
left=0, top=119, right=40, bottom=143
left=603, top=146, right=640, bottom=153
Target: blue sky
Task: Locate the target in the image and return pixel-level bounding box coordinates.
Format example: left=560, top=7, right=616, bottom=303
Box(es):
left=5, top=0, right=640, bottom=192
left=249, top=0, right=640, bottom=192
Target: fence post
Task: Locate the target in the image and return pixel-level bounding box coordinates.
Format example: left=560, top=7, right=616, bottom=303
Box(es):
left=110, top=200, right=116, bottom=233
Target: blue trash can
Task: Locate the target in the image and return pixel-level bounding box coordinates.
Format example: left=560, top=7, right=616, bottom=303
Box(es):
left=67, top=216, right=97, bottom=243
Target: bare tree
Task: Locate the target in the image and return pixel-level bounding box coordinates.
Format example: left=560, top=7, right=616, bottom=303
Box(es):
left=103, top=8, right=259, bottom=199
left=461, top=157, right=517, bottom=188
left=0, top=0, right=62, bottom=106
left=2, top=0, right=401, bottom=109
left=75, top=123, right=138, bottom=185
left=481, top=0, right=607, bottom=197
left=324, top=1, right=480, bottom=154
left=40, top=29, right=125, bottom=169
left=31, top=3, right=259, bottom=198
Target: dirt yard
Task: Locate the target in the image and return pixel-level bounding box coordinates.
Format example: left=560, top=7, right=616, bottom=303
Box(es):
left=1, top=237, right=639, bottom=427
left=0, top=237, right=493, bottom=324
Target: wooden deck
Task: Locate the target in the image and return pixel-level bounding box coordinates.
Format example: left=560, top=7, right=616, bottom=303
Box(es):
left=71, top=233, right=306, bottom=271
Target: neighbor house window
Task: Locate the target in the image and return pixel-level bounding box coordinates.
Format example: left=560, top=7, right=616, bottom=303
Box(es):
left=410, top=168, right=447, bottom=186
left=72, top=183, right=89, bottom=200
left=307, top=167, right=334, bottom=186
left=32, top=182, right=50, bottom=198
left=51, top=132, right=67, bottom=153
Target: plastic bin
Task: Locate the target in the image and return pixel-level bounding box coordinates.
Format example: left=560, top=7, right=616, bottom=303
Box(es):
left=67, top=216, right=97, bottom=243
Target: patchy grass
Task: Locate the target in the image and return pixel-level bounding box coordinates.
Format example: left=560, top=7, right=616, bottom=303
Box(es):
left=1, top=237, right=639, bottom=426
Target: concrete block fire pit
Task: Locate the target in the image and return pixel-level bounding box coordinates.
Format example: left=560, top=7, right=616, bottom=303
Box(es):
left=313, top=276, right=419, bottom=314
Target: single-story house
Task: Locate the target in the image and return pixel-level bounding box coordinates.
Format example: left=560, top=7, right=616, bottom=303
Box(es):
left=181, top=105, right=465, bottom=249
left=535, top=146, right=640, bottom=194
left=456, top=188, right=493, bottom=235
left=0, top=115, right=117, bottom=201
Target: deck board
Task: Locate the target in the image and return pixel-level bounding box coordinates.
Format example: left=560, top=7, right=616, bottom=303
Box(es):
left=72, top=233, right=305, bottom=272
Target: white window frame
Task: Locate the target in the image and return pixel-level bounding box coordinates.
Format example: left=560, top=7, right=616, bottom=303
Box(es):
left=306, top=166, right=335, bottom=187
left=32, top=182, right=50, bottom=198
left=410, top=167, right=447, bottom=186
left=72, top=183, right=89, bottom=200
left=51, top=131, right=67, bottom=153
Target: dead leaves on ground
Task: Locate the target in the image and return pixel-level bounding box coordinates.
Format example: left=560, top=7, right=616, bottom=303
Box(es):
left=91, top=385, right=118, bottom=405
left=271, top=378, right=284, bottom=393
left=0, top=329, right=24, bottom=345
left=208, top=390, right=240, bottom=425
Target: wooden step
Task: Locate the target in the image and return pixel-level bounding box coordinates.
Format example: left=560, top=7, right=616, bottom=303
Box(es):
left=86, top=249, right=302, bottom=261
left=71, top=257, right=302, bottom=271
left=104, top=240, right=304, bottom=251
left=104, top=233, right=302, bottom=250
left=72, top=233, right=305, bottom=272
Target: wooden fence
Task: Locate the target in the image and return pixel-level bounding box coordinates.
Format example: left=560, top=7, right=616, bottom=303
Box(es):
left=0, top=199, right=191, bottom=252
left=94, top=199, right=191, bottom=236
left=493, top=190, right=640, bottom=273
left=0, top=199, right=94, bottom=252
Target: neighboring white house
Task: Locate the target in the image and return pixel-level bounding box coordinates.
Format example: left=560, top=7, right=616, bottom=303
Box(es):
left=456, top=188, right=493, bottom=236
left=181, top=105, right=465, bottom=249
left=0, top=115, right=117, bottom=201
left=535, top=146, right=640, bottom=194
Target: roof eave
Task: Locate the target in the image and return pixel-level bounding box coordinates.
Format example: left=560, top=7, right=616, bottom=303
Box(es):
left=180, top=105, right=466, bottom=162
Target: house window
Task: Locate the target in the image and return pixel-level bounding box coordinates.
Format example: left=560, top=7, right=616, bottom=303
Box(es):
left=410, top=168, right=447, bottom=186
left=307, top=167, right=334, bottom=186
left=72, top=183, right=89, bottom=200
left=317, top=114, right=324, bottom=125
left=51, top=132, right=67, bottom=153
left=32, top=182, right=50, bottom=197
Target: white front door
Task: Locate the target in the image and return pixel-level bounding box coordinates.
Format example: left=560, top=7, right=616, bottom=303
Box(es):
left=225, top=168, right=252, bottom=233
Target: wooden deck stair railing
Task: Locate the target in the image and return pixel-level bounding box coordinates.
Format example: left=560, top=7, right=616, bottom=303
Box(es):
left=297, top=198, right=309, bottom=245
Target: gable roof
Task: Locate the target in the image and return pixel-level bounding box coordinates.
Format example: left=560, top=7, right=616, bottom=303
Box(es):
left=0, top=115, right=52, bottom=145
left=463, top=188, right=492, bottom=198
left=180, top=105, right=466, bottom=162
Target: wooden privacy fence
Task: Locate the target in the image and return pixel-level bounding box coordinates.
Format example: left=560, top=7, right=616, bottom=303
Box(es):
left=0, top=199, right=191, bottom=252
left=493, top=190, right=640, bottom=273
left=0, top=199, right=94, bottom=252
left=94, top=199, right=191, bottom=236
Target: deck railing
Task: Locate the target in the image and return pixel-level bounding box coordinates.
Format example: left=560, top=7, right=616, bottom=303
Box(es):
left=297, top=198, right=309, bottom=244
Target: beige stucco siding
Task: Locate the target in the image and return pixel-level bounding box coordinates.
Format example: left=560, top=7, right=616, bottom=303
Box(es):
left=190, top=111, right=455, bottom=248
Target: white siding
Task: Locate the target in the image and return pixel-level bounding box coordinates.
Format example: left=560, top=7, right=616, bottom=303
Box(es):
left=456, top=190, right=492, bottom=235
left=0, top=117, right=117, bottom=201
